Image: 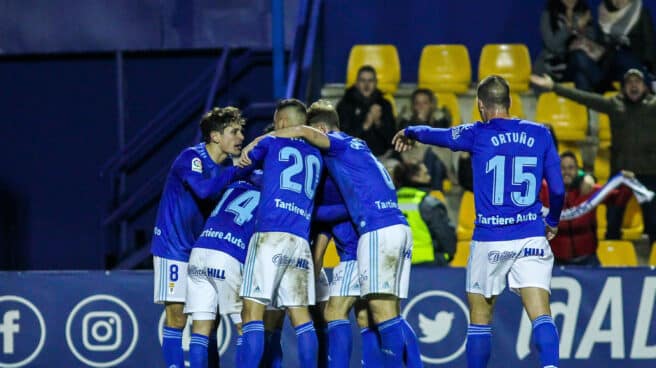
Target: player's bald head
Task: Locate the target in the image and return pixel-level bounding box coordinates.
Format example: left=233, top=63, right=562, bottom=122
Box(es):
left=477, top=75, right=510, bottom=111
left=274, top=98, right=307, bottom=129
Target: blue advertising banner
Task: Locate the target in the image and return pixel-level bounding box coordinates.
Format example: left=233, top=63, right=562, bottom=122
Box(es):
left=0, top=268, right=654, bottom=367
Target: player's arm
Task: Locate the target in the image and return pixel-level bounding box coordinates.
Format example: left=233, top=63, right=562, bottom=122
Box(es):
left=543, top=143, right=566, bottom=239
left=312, top=231, right=331, bottom=278
left=270, top=126, right=331, bottom=150
left=314, top=203, right=350, bottom=223
left=238, top=135, right=271, bottom=167
left=183, top=165, right=254, bottom=200
left=393, top=125, right=474, bottom=152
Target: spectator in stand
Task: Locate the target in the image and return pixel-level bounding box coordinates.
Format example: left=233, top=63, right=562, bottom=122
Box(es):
left=534, top=0, right=606, bottom=91
left=531, top=69, right=656, bottom=244
left=336, top=65, right=396, bottom=157
left=394, top=162, right=456, bottom=266
left=397, top=89, right=455, bottom=191
left=540, top=151, right=633, bottom=266
left=598, top=0, right=656, bottom=88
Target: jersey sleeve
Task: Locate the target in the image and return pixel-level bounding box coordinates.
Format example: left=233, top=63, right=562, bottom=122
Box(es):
left=174, top=151, right=251, bottom=200
left=314, top=203, right=350, bottom=223
left=248, top=136, right=272, bottom=167
left=405, top=124, right=475, bottom=152
left=542, top=137, right=565, bottom=226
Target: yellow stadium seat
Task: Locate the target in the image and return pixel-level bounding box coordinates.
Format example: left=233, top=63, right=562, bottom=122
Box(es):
left=594, top=148, right=611, bottom=183
left=598, top=91, right=618, bottom=149
left=471, top=93, right=524, bottom=121
left=622, top=196, right=644, bottom=240
left=597, top=240, right=638, bottom=266
left=346, top=45, right=401, bottom=94
left=597, top=204, right=607, bottom=240
left=450, top=241, right=471, bottom=267
left=457, top=191, right=475, bottom=241
left=535, top=92, right=588, bottom=141
left=429, top=190, right=446, bottom=203
left=649, top=243, right=656, bottom=266
left=383, top=92, right=397, bottom=117
left=478, top=44, right=531, bottom=92
left=419, top=44, right=472, bottom=94
left=323, top=239, right=340, bottom=268
left=434, top=92, right=462, bottom=126
left=442, top=179, right=452, bottom=193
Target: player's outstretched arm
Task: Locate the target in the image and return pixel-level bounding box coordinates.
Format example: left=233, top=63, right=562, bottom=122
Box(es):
left=184, top=165, right=253, bottom=200
left=271, top=126, right=331, bottom=150
left=392, top=129, right=416, bottom=152
left=396, top=125, right=474, bottom=152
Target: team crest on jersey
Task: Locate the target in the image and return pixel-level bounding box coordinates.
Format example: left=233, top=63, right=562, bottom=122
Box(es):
left=191, top=157, right=203, bottom=173
left=349, top=139, right=366, bottom=150
left=451, top=123, right=472, bottom=140
left=168, top=281, right=175, bottom=293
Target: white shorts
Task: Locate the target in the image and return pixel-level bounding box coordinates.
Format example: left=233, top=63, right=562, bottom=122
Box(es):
left=316, top=268, right=330, bottom=303
left=357, top=224, right=413, bottom=298
left=466, top=236, right=554, bottom=298
left=184, top=248, right=243, bottom=324
left=240, top=232, right=315, bottom=308
left=329, top=260, right=361, bottom=297
left=153, top=256, right=188, bottom=304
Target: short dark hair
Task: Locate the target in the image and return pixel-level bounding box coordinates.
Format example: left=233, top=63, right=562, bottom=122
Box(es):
left=357, top=65, right=377, bottom=80
left=560, top=151, right=579, bottom=166
left=393, top=161, right=423, bottom=188
left=477, top=75, right=510, bottom=110
left=276, top=98, right=307, bottom=125
left=411, top=88, right=436, bottom=105
left=200, top=106, right=245, bottom=143
left=307, top=100, right=340, bottom=129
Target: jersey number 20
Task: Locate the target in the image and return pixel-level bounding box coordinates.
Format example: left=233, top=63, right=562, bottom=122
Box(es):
left=485, top=155, right=537, bottom=206
left=279, top=147, right=321, bottom=199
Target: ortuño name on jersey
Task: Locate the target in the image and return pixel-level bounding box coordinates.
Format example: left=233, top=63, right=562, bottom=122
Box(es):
left=490, top=132, right=535, bottom=147
left=199, top=227, right=247, bottom=249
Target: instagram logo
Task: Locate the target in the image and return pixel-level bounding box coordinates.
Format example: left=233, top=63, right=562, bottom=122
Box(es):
left=66, top=295, right=138, bottom=368
left=82, top=311, right=122, bottom=351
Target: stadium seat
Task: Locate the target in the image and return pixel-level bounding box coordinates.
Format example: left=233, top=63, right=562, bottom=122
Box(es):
left=346, top=45, right=401, bottom=94
left=597, top=203, right=607, bottom=240
left=621, top=195, right=644, bottom=240
left=594, top=148, right=611, bottom=183
left=418, top=44, right=472, bottom=94
left=598, top=91, right=618, bottom=149
left=457, top=191, right=475, bottom=241
left=429, top=190, right=446, bottom=203
left=597, top=240, right=638, bottom=266
left=434, top=92, right=462, bottom=126
left=478, top=44, right=531, bottom=92
left=450, top=241, right=471, bottom=267
left=649, top=243, right=656, bottom=266
left=471, top=92, right=524, bottom=121
left=535, top=91, right=588, bottom=142
left=323, top=239, right=340, bottom=268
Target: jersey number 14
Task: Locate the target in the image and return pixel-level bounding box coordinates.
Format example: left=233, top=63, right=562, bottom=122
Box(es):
left=485, top=155, right=537, bottom=207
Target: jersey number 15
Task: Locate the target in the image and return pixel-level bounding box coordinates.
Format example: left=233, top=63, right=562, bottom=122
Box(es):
left=485, top=155, right=537, bottom=207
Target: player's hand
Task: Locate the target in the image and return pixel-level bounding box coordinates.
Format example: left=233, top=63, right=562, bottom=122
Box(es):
left=392, top=129, right=416, bottom=152
left=621, top=170, right=635, bottom=179
left=530, top=74, right=555, bottom=90
left=545, top=223, right=558, bottom=241
left=237, top=136, right=264, bottom=167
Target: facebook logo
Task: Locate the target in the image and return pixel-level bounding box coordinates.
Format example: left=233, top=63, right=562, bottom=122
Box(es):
left=0, top=296, right=46, bottom=367
left=0, top=311, right=20, bottom=354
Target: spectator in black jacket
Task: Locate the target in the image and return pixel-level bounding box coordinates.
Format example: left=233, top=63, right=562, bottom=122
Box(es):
left=336, top=65, right=396, bottom=157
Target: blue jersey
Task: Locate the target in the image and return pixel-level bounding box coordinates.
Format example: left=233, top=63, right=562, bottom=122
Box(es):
left=193, top=181, right=259, bottom=263
left=315, top=174, right=357, bottom=261
left=151, top=143, right=250, bottom=261
left=323, top=131, right=407, bottom=235
left=248, top=136, right=323, bottom=239
left=406, top=119, right=565, bottom=241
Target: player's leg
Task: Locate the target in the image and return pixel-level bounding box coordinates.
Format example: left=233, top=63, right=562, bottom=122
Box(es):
left=261, top=308, right=285, bottom=368
left=466, top=293, right=497, bottom=368
left=313, top=269, right=330, bottom=368
left=190, top=318, right=214, bottom=368
left=397, top=299, right=423, bottom=368
left=358, top=225, right=416, bottom=367
left=324, top=295, right=357, bottom=367
left=155, top=256, right=189, bottom=368
left=354, top=300, right=384, bottom=368
left=240, top=232, right=281, bottom=367
left=511, top=237, right=558, bottom=368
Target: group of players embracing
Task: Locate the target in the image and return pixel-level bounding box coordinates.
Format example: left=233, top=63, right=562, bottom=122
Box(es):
left=151, top=98, right=422, bottom=368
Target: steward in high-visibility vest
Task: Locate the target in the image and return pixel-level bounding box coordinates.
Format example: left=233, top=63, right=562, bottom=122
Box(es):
left=396, top=186, right=456, bottom=266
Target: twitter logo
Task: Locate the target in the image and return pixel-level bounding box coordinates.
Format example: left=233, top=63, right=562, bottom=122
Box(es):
left=418, top=311, right=455, bottom=343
